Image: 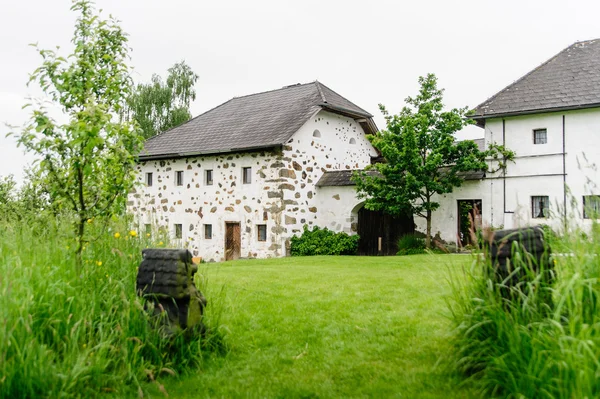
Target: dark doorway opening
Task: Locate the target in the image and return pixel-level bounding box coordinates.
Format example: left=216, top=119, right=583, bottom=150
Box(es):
left=357, top=207, right=414, bottom=255
left=457, top=199, right=482, bottom=247
left=225, top=222, right=241, bottom=260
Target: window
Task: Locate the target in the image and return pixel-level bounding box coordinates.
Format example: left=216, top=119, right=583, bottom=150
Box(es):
left=313, top=129, right=321, bottom=138
left=175, top=171, right=184, bottom=186
left=583, top=195, right=600, bottom=219
left=204, top=224, right=212, bottom=239
left=349, top=138, right=356, bottom=145
left=533, top=128, right=547, bottom=144
left=145, top=172, right=153, bottom=187
left=242, top=167, right=252, bottom=184
left=205, top=169, right=213, bottom=185
left=257, top=224, right=267, bottom=241
left=532, top=196, right=549, bottom=218
left=144, top=224, right=151, bottom=235
left=174, top=224, right=182, bottom=239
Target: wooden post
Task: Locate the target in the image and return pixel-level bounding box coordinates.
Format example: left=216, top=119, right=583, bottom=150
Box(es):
left=378, top=237, right=382, bottom=255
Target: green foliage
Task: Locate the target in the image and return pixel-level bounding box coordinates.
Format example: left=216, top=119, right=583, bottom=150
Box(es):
left=449, top=226, right=600, bottom=397
left=354, top=74, right=514, bottom=247
left=0, top=217, right=224, bottom=399
left=0, top=171, right=52, bottom=222
left=397, top=233, right=426, bottom=255
left=125, top=61, right=199, bottom=139
left=15, top=0, right=143, bottom=267
left=290, top=225, right=359, bottom=256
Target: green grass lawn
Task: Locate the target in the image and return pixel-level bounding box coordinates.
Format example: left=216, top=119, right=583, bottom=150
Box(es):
left=145, top=255, right=476, bottom=399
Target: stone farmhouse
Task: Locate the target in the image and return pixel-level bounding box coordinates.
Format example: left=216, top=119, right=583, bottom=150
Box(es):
left=420, top=39, right=600, bottom=244
left=128, top=82, right=411, bottom=261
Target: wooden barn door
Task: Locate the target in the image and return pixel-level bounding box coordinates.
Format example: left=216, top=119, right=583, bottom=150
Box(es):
left=225, top=222, right=241, bottom=260
left=357, top=208, right=414, bottom=255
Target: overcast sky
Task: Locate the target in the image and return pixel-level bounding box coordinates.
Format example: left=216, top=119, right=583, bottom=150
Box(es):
left=1, top=0, right=599, bottom=182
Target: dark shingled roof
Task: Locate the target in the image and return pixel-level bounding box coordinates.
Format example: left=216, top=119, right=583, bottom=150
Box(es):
left=140, top=81, right=374, bottom=160
left=316, top=170, right=379, bottom=187
left=317, top=167, right=484, bottom=187
left=471, top=39, right=600, bottom=121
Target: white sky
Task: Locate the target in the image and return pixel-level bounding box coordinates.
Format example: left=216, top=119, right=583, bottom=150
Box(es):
left=1, top=0, right=599, bottom=182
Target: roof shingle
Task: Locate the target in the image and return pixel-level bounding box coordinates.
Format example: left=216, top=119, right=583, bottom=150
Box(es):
left=140, top=81, right=373, bottom=160
left=472, top=39, right=600, bottom=120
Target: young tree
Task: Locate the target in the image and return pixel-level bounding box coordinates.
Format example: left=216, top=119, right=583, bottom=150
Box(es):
left=125, top=61, right=199, bottom=139
left=354, top=74, right=514, bottom=248
left=16, top=0, right=142, bottom=268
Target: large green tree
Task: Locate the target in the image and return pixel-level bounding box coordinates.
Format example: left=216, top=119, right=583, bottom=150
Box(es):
left=125, top=61, right=199, bottom=139
left=354, top=74, right=513, bottom=248
left=16, top=0, right=142, bottom=267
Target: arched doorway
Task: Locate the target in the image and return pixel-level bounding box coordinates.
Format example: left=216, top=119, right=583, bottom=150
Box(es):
left=355, top=203, right=415, bottom=255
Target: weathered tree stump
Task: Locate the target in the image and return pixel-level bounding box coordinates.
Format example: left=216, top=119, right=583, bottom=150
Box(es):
left=487, top=226, right=554, bottom=305
left=136, top=249, right=207, bottom=336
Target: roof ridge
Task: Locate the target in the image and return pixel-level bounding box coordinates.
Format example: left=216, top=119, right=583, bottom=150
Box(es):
left=471, top=41, right=579, bottom=116
left=314, top=81, right=327, bottom=103
left=316, top=81, right=371, bottom=115
left=229, top=81, right=315, bottom=101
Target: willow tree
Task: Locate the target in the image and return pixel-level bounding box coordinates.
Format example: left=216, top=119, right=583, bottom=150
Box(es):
left=17, top=0, right=143, bottom=268
left=125, top=61, right=199, bottom=139
left=354, top=74, right=514, bottom=248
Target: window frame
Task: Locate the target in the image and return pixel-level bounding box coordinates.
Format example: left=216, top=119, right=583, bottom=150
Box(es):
left=531, top=195, right=550, bottom=219
left=175, top=171, right=184, bottom=186
left=174, top=224, right=183, bottom=239
left=205, top=169, right=213, bottom=186
left=242, top=167, right=252, bottom=184
left=204, top=224, right=213, bottom=239
left=533, top=128, right=547, bottom=145
left=257, top=224, right=267, bottom=242
left=145, top=172, right=153, bottom=187
left=583, top=195, right=600, bottom=219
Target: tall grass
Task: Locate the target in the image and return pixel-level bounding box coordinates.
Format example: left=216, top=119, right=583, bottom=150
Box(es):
left=449, top=225, right=600, bottom=398
left=0, top=217, right=224, bottom=399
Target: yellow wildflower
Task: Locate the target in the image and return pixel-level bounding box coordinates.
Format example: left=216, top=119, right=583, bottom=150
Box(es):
left=159, top=241, right=164, bottom=246
left=129, top=230, right=137, bottom=237
left=83, top=343, right=87, bottom=349
left=87, top=219, right=92, bottom=224
left=96, top=261, right=102, bottom=266
left=146, top=233, right=151, bottom=238
left=114, top=232, right=121, bottom=239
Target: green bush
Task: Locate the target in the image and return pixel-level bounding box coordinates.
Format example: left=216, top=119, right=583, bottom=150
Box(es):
left=448, top=224, right=600, bottom=398
left=397, top=233, right=426, bottom=256
left=0, top=218, right=225, bottom=399
left=290, top=225, right=359, bottom=256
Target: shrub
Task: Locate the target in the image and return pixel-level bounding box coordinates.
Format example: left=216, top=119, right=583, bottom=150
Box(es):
left=397, top=233, right=426, bottom=255
left=290, top=225, right=359, bottom=256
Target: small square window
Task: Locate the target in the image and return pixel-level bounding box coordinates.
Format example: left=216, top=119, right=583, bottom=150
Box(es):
left=175, top=224, right=182, bottom=239
left=175, top=171, right=184, bottom=186
left=532, top=196, right=549, bottom=218
left=257, top=224, right=267, bottom=241
left=583, top=195, right=600, bottom=219
left=205, top=169, right=213, bottom=185
left=242, top=167, right=252, bottom=184
left=533, top=129, right=547, bottom=145
left=204, top=224, right=213, bottom=239
left=144, top=224, right=151, bottom=235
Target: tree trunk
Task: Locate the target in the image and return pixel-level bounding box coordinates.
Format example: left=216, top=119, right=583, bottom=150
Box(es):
left=426, top=210, right=432, bottom=248
left=75, top=217, right=85, bottom=271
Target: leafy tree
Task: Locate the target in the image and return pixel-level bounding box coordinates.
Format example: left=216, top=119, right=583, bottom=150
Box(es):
left=354, top=74, right=514, bottom=248
left=125, top=61, right=199, bottom=139
left=16, top=0, right=142, bottom=268
left=0, top=175, right=18, bottom=219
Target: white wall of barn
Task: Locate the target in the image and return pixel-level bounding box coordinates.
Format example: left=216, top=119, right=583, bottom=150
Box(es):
left=128, top=109, right=377, bottom=261
left=421, top=108, right=600, bottom=244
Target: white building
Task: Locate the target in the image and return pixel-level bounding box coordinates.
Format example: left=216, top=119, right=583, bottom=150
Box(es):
left=421, top=39, right=600, bottom=244
left=129, top=82, right=412, bottom=261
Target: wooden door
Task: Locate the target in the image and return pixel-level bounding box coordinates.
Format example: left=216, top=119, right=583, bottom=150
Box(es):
left=357, top=208, right=414, bottom=255
left=225, top=222, right=241, bottom=260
